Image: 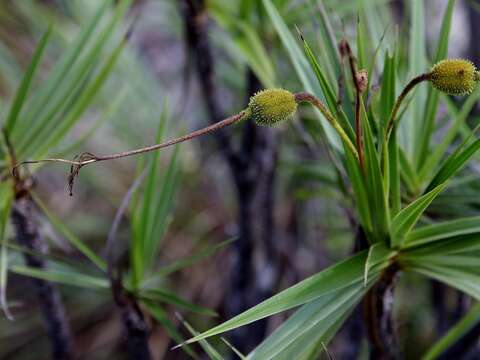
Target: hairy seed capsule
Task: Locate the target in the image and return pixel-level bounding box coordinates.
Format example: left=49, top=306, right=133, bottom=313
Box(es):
left=248, top=88, right=297, bottom=126
left=430, top=59, right=478, bottom=95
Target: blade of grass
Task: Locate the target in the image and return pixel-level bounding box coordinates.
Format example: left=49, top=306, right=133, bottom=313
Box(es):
left=13, top=0, right=113, bottom=142
left=419, top=88, right=480, bottom=181
left=422, top=303, right=480, bottom=360
left=221, top=338, right=247, bottom=359
left=177, top=314, right=224, bottom=360
left=11, top=265, right=109, bottom=290
left=390, top=183, right=446, bottom=248
left=4, top=25, right=53, bottom=135
left=0, top=183, right=13, bottom=319
left=425, top=137, right=480, bottom=193
left=142, top=238, right=234, bottom=284
left=139, top=288, right=217, bottom=317
left=32, top=193, right=107, bottom=271
left=405, top=264, right=480, bottom=300
left=362, top=99, right=389, bottom=241
left=176, top=249, right=392, bottom=346
left=17, top=0, right=131, bottom=158
left=261, top=0, right=342, bottom=150
left=144, top=146, right=180, bottom=272
left=416, top=0, right=456, bottom=169
left=33, top=29, right=128, bottom=157
left=144, top=303, right=197, bottom=358
left=54, top=86, right=128, bottom=158
left=248, top=284, right=368, bottom=360
left=403, top=216, right=480, bottom=249
left=132, top=104, right=169, bottom=285
left=405, top=0, right=427, bottom=158
left=300, top=33, right=355, bottom=140
left=344, top=150, right=373, bottom=235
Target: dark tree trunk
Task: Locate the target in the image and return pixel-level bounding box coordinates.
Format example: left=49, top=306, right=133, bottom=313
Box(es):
left=178, top=0, right=279, bottom=353
left=11, top=196, right=73, bottom=360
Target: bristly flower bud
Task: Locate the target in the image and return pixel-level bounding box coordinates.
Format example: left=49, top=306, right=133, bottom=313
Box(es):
left=247, top=88, right=297, bottom=126
left=430, top=59, right=479, bottom=95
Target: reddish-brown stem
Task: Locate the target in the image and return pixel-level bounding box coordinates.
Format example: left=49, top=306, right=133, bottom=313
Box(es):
left=14, top=111, right=247, bottom=170
left=14, top=92, right=358, bottom=194
left=385, top=73, right=431, bottom=144
left=342, top=39, right=365, bottom=171
left=15, top=92, right=359, bottom=173
left=295, top=92, right=359, bottom=160
left=13, top=110, right=247, bottom=195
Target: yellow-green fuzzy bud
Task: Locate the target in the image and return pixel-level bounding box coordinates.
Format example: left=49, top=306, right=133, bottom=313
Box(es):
left=430, top=59, right=478, bottom=95
left=248, top=88, right=297, bottom=126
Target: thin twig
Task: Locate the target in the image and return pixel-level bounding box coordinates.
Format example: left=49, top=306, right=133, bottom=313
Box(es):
left=14, top=111, right=247, bottom=195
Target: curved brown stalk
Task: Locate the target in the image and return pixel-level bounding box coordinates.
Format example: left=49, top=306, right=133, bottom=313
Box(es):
left=14, top=92, right=358, bottom=195
left=294, top=92, right=359, bottom=160
left=340, top=38, right=367, bottom=171
left=384, top=73, right=431, bottom=144
left=13, top=111, right=247, bottom=195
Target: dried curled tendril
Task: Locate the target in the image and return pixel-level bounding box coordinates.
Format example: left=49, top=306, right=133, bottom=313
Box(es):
left=67, top=152, right=98, bottom=196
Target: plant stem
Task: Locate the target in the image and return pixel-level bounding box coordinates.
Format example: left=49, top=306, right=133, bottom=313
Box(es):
left=342, top=39, right=366, bottom=171
left=17, top=111, right=247, bottom=169
left=14, top=111, right=247, bottom=195
left=294, top=92, right=359, bottom=161
left=112, top=281, right=152, bottom=360
left=17, top=93, right=355, bottom=196
left=385, top=73, right=431, bottom=144
left=11, top=196, right=73, bottom=360
left=364, top=263, right=400, bottom=360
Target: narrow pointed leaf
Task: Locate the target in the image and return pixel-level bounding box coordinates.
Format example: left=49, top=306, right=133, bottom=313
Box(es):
left=391, top=183, right=446, bottom=247
left=180, top=249, right=392, bottom=346
left=11, top=265, right=109, bottom=290
left=4, top=25, right=53, bottom=134
left=422, top=303, right=480, bottom=360
left=404, top=216, right=480, bottom=249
